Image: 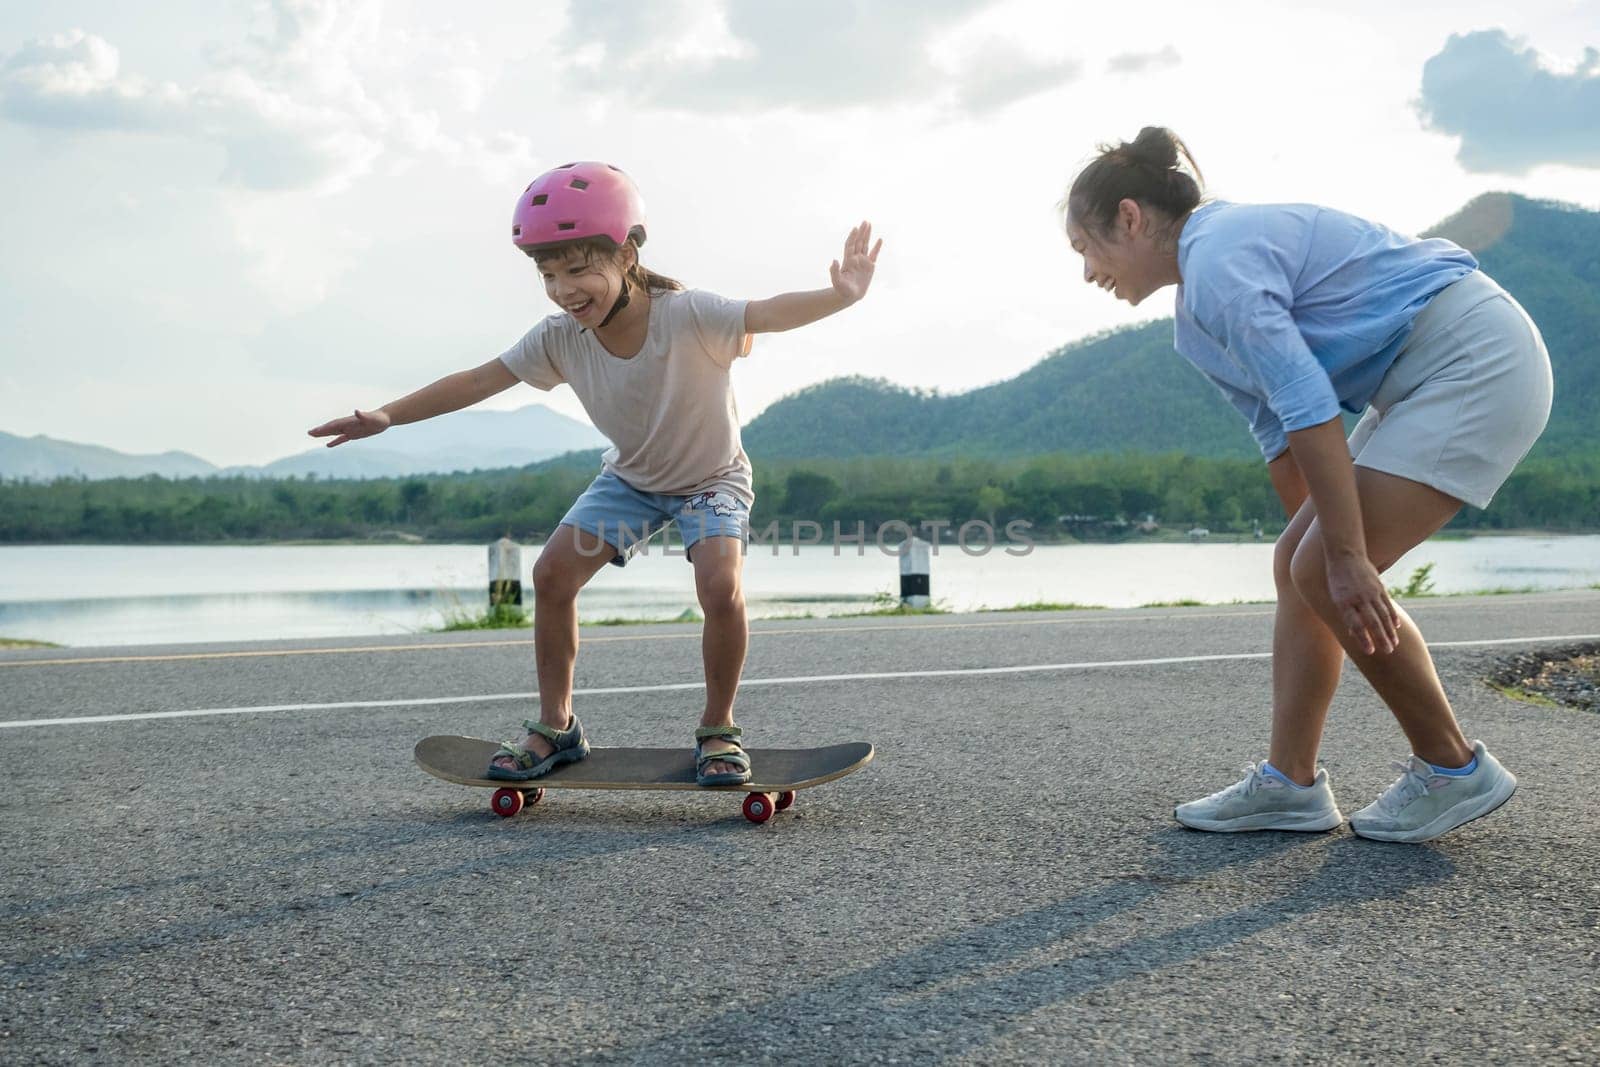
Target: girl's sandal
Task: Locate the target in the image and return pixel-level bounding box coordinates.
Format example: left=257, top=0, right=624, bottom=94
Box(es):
left=695, top=724, right=752, bottom=787
left=485, top=715, right=591, bottom=781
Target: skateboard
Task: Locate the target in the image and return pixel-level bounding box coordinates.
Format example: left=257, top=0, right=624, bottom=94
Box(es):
left=413, top=736, right=874, bottom=824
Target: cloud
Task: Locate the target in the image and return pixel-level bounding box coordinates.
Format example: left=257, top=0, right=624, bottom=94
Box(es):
left=1107, top=46, right=1181, bottom=75
left=1418, top=29, right=1600, bottom=174
left=561, top=0, right=1081, bottom=115
left=0, top=29, right=185, bottom=131
left=0, top=1, right=535, bottom=192
left=952, top=38, right=1082, bottom=115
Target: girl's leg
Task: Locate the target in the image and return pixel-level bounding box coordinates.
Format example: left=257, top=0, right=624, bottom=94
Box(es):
left=690, top=535, right=748, bottom=777
left=489, top=524, right=620, bottom=772
left=1288, top=467, right=1471, bottom=768
left=1268, top=501, right=1347, bottom=785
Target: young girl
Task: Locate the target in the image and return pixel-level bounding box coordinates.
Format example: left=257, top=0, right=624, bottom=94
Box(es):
left=1060, top=128, right=1551, bottom=843
left=309, top=161, right=882, bottom=786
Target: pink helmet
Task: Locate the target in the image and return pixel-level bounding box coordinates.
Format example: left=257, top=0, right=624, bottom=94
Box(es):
left=511, top=161, right=647, bottom=256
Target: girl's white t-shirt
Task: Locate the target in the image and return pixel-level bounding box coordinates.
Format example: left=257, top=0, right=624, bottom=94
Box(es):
left=498, top=288, right=756, bottom=506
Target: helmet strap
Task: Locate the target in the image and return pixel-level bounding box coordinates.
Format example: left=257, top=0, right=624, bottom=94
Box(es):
left=596, top=276, right=631, bottom=329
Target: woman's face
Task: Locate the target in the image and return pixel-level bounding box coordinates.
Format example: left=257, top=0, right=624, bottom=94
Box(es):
left=1064, top=199, right=1171, bottom=307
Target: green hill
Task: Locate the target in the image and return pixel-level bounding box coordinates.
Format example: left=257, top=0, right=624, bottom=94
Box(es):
left=1423, top=193, right=1600, bottom=457
left=743, top=193, right=1599, bottom=461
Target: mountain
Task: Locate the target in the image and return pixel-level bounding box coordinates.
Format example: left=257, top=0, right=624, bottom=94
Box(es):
left=1423, top=193, right=1600, bottom=457
left=242, top=404, right=608, bottom=479
left=742, top=327, right=1246, bottom=459
left=13, top=194, right=1593, bottom=483
left=0, top=404, right=607, bottom=482
left=742, top=193, right=1599, bottom=461
left=0, top=431, right=217, bottom=481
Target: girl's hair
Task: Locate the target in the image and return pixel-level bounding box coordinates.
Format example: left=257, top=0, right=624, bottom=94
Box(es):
left=1064, top=126, right=1205, bottom=240
left=531, top=235, right=684, bottom=293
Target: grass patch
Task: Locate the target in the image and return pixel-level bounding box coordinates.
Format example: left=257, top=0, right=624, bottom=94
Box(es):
left=436, top=602, right=531, bottom=631
left=1140, top=599, right=1206, bottom=608
left=1387, top=562, right=1436, bottom=599
left=835, top=603, right=949, bottom=617
left=588, top=608, right=704, bottom=627
left=978, top=601, right=1104, bottom=612
left=0, top=637, right=59, bottom=649
left=833, top=588, right=951, bottom=617
left=1485, top=681, right=1561, bottom=709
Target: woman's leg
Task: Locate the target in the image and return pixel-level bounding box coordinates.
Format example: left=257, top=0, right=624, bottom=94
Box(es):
left=690, top=534, right=748, bottom=777
left=1288, top=467, right=1471, bottom=768
left=488, top=524, right=621, bottom=772
left=1267, top=500, right=1348, bottom=784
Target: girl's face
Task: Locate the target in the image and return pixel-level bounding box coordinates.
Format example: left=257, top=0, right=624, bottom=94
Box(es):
left=1064, top=199, right=1172, bottom=307
left=539, top=247, right=628, bottom=327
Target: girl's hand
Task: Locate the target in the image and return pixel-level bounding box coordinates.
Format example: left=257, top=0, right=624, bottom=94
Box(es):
left=1325, top=552, right=1401, bottom=656
left=307, top=408, right=391, bottom=448
left=829, top=221, right=882, bottom=305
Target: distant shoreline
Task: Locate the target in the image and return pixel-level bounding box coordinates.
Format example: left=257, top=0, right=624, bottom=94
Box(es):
left=1, top=527, right=1595, bottom=549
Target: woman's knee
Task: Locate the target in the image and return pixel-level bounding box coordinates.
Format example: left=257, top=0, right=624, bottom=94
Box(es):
left=1288, top=537, right=1330, bottom=607
left=1273, top=522, right=1311, bottom=595
left=1272, top=536, right=1298, bottom=595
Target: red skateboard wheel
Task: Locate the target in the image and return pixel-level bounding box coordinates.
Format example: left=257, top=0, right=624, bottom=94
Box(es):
left=490, top=788, right=524, bottom=817
left=775, top=790, right=796, bottom=811
left=742, top=792, right=775, bottom=824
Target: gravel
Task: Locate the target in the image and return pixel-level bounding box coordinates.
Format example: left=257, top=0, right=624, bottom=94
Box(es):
left=1487, top=642, right=1600, bottom=711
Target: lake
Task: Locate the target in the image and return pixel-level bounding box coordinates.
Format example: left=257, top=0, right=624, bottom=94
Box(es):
left=1, top=535, right=1597, bottom=648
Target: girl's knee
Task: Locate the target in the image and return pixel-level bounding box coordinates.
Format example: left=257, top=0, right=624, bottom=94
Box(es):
left=696, top=574, right=743, bottom=614
left=532, top=556, right=583, bottom=602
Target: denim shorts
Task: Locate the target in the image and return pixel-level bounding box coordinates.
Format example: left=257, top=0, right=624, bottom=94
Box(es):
left=559, top=469, right=751, bottom=567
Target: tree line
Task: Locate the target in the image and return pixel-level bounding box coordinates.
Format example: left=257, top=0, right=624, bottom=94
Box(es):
left=2, top=449, right=1596, bottom=544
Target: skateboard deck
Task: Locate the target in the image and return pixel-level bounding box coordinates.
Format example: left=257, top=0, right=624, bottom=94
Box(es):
left=414, top=736, right=874, bottom=823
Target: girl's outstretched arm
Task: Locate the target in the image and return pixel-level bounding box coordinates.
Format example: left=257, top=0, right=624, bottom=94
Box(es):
left=745, top=221, right=883, bottom=334
left=307, top=357, right=519, bottom=447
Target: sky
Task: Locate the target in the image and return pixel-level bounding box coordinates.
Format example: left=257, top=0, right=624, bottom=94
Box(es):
left=1, top=0, right=1597, bottom=467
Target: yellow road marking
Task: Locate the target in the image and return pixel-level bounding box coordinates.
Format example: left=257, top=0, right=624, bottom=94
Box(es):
left=0, top=609, right=1274, bottom=668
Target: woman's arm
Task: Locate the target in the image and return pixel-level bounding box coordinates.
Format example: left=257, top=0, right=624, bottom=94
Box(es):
left=1284, top=416, right=1400, bottom=655
left=308, top=357, right=519, bottom=447
left=745, top=221, right=882, bottom=334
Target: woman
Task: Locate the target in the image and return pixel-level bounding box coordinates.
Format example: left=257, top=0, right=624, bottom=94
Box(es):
left=1061, top=128, right=1551, bottom=842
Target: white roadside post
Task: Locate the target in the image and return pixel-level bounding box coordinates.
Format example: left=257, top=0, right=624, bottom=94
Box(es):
left=898, top=534, right=931, bottom=608
left=488, top=537, right=523, bottom=608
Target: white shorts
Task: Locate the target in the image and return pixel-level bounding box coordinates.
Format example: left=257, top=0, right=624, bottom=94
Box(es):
left=1347, top=271, right=1552, bottom=509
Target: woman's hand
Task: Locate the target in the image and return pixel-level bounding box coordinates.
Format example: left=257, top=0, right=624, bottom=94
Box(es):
left=829, top=221, right=882, bottom=305
left=307, top=408, right=391, bottom=448
left=1325, top=551, right=1401, bottom=655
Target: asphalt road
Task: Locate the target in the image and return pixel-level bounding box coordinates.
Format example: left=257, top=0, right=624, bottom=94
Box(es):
left=3, top=591, right=1599, bottom=1064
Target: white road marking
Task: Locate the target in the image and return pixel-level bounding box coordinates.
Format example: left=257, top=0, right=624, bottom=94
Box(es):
left=4, top=633, right=1596, bottom=730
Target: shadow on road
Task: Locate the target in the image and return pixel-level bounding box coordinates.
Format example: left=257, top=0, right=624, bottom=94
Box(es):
left=571, top=828, right=1456, bottom=1063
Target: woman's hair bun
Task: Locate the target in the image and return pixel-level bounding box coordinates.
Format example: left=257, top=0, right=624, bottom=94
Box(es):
left=1127, top=126, right=1180, bottom=170
left=1063, top=126, right=1204, bottom=238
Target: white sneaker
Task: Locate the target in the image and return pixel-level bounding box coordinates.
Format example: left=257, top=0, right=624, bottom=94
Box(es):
left=1348, top=740, right=1517, bottom=843
left=1174, top=762, right=1344, bottom=833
